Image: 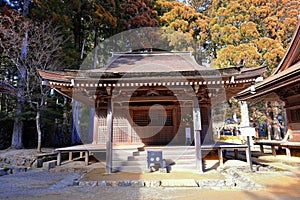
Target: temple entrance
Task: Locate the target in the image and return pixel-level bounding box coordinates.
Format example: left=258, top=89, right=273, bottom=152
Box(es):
left=130, top=104, right=178, bottom=145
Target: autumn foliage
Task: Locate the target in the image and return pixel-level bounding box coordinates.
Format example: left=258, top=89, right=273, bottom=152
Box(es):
left=158, top=0, right=300, bottom=75
left=2, top=0, right=300, bottom=75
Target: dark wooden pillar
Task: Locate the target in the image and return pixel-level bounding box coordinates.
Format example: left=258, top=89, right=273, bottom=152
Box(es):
left=106, top=97, right=113, bottom=174
left=193, top=98, right=203, bottom=173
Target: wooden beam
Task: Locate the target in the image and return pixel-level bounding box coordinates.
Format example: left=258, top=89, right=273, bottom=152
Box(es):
left=106, top=97, right=113, bottom=174
left=120, top=96, right=179, bottom=102
left=129, top=105, right=176, bottom=110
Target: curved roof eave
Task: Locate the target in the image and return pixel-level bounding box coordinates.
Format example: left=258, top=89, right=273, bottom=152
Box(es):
left=273, top=20, right=300, bottom=74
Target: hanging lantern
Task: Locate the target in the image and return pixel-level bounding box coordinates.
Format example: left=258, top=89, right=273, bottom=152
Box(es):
left=50, top=88, right=55, bottom=96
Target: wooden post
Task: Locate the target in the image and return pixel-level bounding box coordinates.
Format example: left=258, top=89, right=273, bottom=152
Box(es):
left=234, top=149, right=238, bottom=159
left=193, top=99, right=203, bottom=173
left=246, top=136, right=253, bottom=172
left=218, top=148, right=223, bottom=167
left=266, top=102, right=272, bottom=140
left=68, top=152, right=73, bottom=161
left=85, top=151, right=89, bottom=166
left=106, top=97, right=113, bottom=174
left=286, top=148, right=291, bottom=158
left=259, top=145, right=264, bottom=154
left=57, top=151, right=61, bottom=166
left=271, top=146, right=276, bottom=156
left=93, top=113, right=99, bottom=144
left=195, top=130, right=203, bottom=172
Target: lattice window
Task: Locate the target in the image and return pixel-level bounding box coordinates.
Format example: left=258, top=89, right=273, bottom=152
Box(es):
left=98, top=126, right=107, bottom=144
left=97, top=111, right=107, bottom=144
left=131, top=128, right=142, bottom=143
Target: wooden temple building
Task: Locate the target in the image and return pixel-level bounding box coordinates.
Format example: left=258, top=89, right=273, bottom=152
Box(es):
left=39, top=51, right=264, bottom=172
left=236, top=21, right=300, bottom=156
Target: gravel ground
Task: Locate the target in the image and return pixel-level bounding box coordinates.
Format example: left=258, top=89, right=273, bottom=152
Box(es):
left=1, top=149, right=300, bottom=200
left=0, top=167, right=300, bottom=200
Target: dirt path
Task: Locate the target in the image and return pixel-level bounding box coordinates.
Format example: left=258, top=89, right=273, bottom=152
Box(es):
left=0, top=165, right=299, bottom=200
left=0, top=174, right=300, bottom=200
left=1, top=149, right=300, bottom=200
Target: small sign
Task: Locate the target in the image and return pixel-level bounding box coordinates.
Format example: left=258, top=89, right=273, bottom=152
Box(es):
left=240, top=126, right=256, bottom=136
left=185, top=127, right=191, bottom=138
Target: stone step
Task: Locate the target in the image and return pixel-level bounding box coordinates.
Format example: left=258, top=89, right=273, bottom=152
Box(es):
left=132, top=150, right=212, bottom=157
left=111, top=149, right=142, bottom=161
left=113, top=160, right=147, bottom=166
left=113, top=159, right=197, bottom=169
left=42, top=160, right=57, bottom=170
left=143, top=146, right=195, bottom=149
left=113, top=162, right=197, bottom=172
left=133, top=150, right=195, bottom=156
left=128, top=154, right=196, bottom=161
left=113, top=165, right=147, bottom=172
left=113, top=158, right=196, bottom=167
left=143, top=147, right=195, bottom=152
left=111, top=146, right=210, bottom=172
left=169, top=165, right=197, bottom=171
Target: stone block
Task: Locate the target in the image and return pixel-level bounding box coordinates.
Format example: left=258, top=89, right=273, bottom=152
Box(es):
left=160, top=179, right=198, bottom=187
left=73, top=180, right=79, bottom=186
left=11, top=167, right=28, bottom=174
left=105, top=181, right=118, bottom=187
left=79, top=181, right=98, bottom=187
left=37, top=159, right=43, bottom=168
left=225, top=178, right=236, bottom=187
left=144, top=180, right=161, bottom=187
left=42, top=160, right=57, bottom=170
left=118, top=180, right=132, bottom=187
left=130, top=180, right=144, bottom=187
left=97, top=181, right=107, bottom=187
left=0, top=168, right=8, bottom=176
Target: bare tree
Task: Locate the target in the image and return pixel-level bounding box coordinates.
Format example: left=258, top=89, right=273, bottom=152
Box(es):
left=24, top=21, right=66, bottom=152
left=0, top=7, right=67, bottom=152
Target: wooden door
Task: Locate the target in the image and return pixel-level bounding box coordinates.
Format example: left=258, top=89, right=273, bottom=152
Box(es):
left=131, top=107, right=175, bottom=145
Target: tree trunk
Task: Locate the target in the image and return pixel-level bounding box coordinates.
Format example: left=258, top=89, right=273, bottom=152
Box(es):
left=36, top=110, right=42, bottom=152
left=11, top=94, right=24, bottom=149
left=11, top=0, right=30, bottom=149
left=11, top=117, right=23, bottom=149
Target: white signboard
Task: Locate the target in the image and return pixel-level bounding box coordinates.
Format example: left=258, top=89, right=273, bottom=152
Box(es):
left=240, top=126, right=256, bottom=137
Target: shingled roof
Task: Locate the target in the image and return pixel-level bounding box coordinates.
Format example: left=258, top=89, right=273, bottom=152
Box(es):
left=41, top=51, right=265, bottom=81
left=92, top=52, right=208, bottom=73
left=39, top=51, right=265, bottom=100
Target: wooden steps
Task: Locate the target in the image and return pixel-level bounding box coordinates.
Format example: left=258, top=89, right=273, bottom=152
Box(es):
left=112, top=146, right=202, bottom=172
